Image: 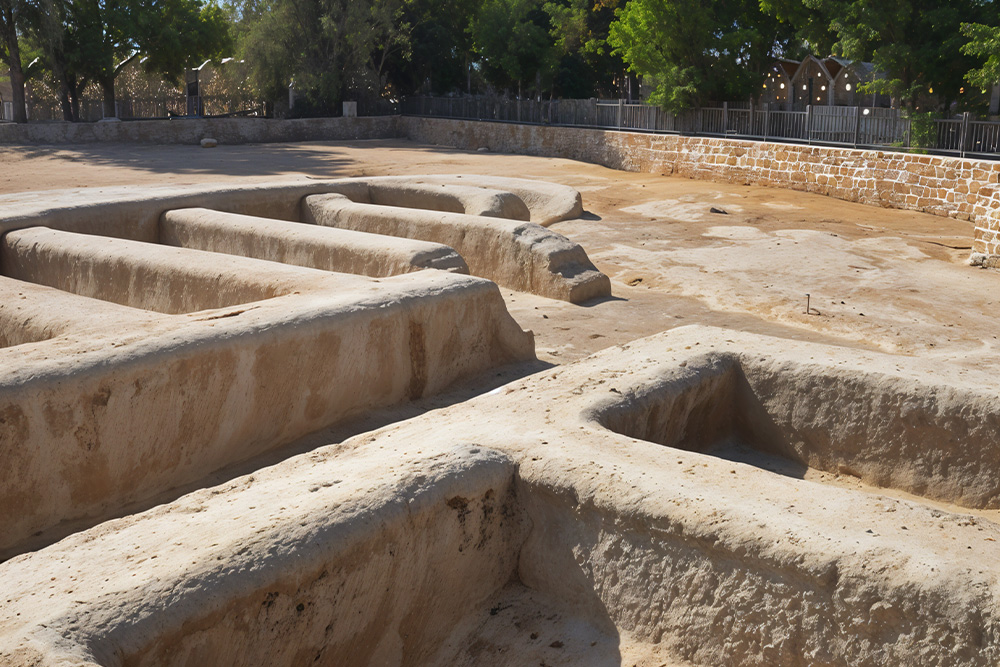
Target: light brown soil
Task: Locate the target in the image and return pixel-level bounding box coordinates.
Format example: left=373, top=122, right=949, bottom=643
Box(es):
left=3, top=139, right=999, bottom=666
left=2, top=138, right=993, bottom=370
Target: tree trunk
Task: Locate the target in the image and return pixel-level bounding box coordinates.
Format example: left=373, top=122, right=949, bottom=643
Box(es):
left=1, top=21, right=28, bottom=123
left=8, top=59, right=26, bottom=122
left=100, top=76, right=116, bottom=118
left=48, top=58, right=75, bottom=121
left=67, top=76, right=82, bottom=122
left=58, top=84, right=72, bottom=121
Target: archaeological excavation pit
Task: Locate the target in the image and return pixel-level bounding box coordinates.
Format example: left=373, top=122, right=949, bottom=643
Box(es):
left=595, top=348, right=1000, bottom=510
left=3, top=326, right=1000, bottom=666
left=2, top=166, right=1000, bottom=667
left=0, top=175, right=611, bottom=558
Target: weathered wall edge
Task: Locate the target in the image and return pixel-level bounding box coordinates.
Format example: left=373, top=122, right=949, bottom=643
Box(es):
left=4, top=115, right=998, bottom=256
left=403, top=118, right=1000, bottom=257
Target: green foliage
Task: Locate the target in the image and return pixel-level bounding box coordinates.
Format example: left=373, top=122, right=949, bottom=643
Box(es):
left=544, top=0, right=628, bottom=97
left=382, top=0, right=477, bottom=95
left=24, top=0, right=230, bottom=118
left=758, top=0, right=837, bottom=55
left=470, top=0, right=553, bottom=95
left=7, top=0, right=1000, bottom=121
left=140, top=0, right=232, bottom=85
left=608, top=0, right=792, bottom=111
left=763, top=0, right=992, bottom=111
left=906, top=110, right=938, bottom=150
left=236, top=0, right=409, bottom=115
left=962, top=22, right=1000, bottom=92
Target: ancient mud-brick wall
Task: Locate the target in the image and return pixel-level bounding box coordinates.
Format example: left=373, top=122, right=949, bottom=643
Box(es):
left=403, top=118, right=1000, bottom=256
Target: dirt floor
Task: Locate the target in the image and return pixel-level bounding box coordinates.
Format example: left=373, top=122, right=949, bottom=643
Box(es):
left=1, top=138, right=995, bottom=371
left=3, top=138, right=1000, bottom=666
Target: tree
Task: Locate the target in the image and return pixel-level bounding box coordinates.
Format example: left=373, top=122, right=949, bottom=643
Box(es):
left=470, top=0, right=554, bottom=98
left=608, top=0, right=793, bottom=111
left=0, top=0, right=37, bottom=122
left=543, top=0, right=629, bottom=98
left=79, top=0, right=228, bottom=117
left=236, top=0, right=409, bottom=116
left=43, top=0, right=229, bottom=119
left=962, top=16, right=1000, bottom=96
left=832, top=0, right=983, bottom=110
left=762, top=0, right=992, bottom=111
left=382, top=0, right=476, bottom=96
left=758, top=0, right=838, bottom=56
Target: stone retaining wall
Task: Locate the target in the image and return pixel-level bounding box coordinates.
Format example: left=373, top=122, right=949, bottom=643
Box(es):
left=402, top=118, right=1000, bottom=257
left=0, top=115, right=401, bottom=145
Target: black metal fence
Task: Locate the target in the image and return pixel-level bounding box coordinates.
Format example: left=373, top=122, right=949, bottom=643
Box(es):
left=1, top=94, right=267, bottom=122
left=1, top=95, right=394, bottom=123
left=401, top=96, right=1000, bottom=158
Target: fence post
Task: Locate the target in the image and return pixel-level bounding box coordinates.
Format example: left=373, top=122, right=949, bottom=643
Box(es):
left=764, top=103, right=770, bottom=141
left=960, top=111, right=971, bottom=157
left=722, top=101, right=728, bottom=135
left=806, top=104, right=813, bottom=144
left=617, top=98, right=623, bottom=130
left=853, top=106, right=861, bottom=147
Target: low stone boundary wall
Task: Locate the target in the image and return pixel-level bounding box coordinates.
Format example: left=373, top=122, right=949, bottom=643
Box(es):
left=0, top=115, right=400, bottom=145
left=401, top=118, right=1000, bottom=257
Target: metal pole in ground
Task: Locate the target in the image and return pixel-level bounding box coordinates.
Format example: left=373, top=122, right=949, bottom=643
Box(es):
left=960, top=111, right=971, bottom=158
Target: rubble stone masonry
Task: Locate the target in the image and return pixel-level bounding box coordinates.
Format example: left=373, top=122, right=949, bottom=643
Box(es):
left=403, top=118, right=1000, bottom=257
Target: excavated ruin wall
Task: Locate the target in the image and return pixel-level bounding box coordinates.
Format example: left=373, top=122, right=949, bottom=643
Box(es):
left=0, top=182, right=353, bottom=241
left=5, top=327, right=1000, bottom=666
left=402, top=118, right=1000, bottom=256
left=1, top=227, right=332, bottom=313
left=6, top=115, right=998, bottom=254
left=303, top=194, right=611, bottom=303
left=160, top=208, right=470, bottom=277
left=123, top=450, right=526, bottom=667
left=0, top=273, right=534, bottom=557
left=0, top=446, right=528, bottom=667
left=516, top=470, right=1000, bottom=667
left=594, top=352, right=1000, bottom=510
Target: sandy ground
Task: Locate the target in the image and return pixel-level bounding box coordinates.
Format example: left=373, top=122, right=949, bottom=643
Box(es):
left=3, top=140, right=998, bottom=666
left=2, top=138, right=994, bottom=370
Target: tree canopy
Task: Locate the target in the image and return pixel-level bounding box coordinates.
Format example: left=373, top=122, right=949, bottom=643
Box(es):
left=7, top=0, right=1000, bottom=121
left=761, top=0, right=996, bottom=110
left=608, top=0, right=794, bottom=111
left=10, top=0, right=228, bottom=120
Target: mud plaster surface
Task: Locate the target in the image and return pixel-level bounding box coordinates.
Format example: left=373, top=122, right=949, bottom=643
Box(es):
left=1, top=139, right=998, bottom=665
left=1, top=138, right=993, bottom=369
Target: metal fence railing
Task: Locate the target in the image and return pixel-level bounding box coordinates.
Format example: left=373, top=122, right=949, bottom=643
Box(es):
left=7, top=94, right=393, bottom=123
left=401, top=96, right=1000, bottom=159
left=15, top=94, right=268, bottom=122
